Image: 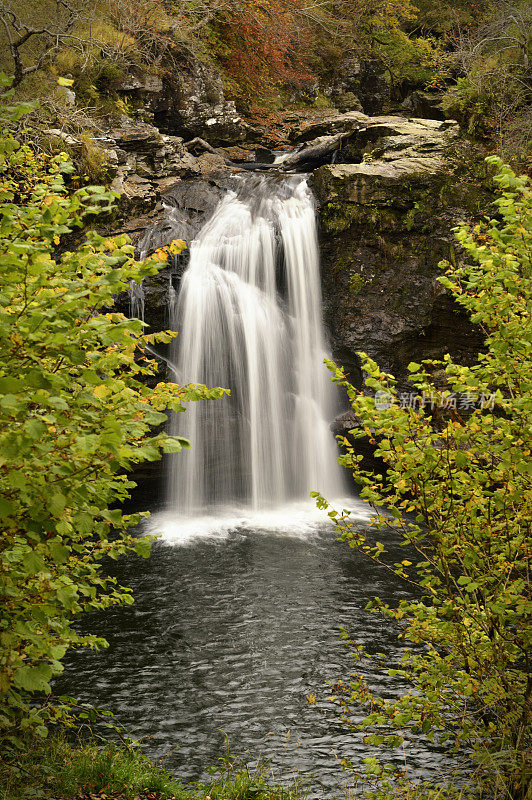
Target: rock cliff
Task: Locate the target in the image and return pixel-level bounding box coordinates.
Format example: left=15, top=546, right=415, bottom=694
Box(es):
left=309, top=113, right=486, bottom=389
left=98, top=96, right=487, bottom=398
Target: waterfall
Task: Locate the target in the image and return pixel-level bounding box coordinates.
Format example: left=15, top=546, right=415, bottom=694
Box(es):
left=129, top=279, right=145, bottom=321
left=129, top=227, right=153, bottom=322
left=167, top=174, right=343, bottom=515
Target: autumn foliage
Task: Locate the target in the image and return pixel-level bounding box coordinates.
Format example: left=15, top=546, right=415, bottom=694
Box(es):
left=210, top=0, right=315, bottom=102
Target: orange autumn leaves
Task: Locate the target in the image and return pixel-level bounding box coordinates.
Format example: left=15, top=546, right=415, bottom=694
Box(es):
left=151, top=238, right=187, bottom=262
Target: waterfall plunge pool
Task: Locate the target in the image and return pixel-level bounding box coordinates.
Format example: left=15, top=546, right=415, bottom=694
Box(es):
left=55, top=503, right=453, bottom=796
left=58, top=174, right=455, bottom=793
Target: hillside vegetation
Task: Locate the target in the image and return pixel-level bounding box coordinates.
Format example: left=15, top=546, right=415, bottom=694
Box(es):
left=0, top=0, right=530, bottom=165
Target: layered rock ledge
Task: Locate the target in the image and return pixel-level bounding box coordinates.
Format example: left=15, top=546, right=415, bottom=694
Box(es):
left=100, top=108, right=486, bottom=399
left=308, top=114, right=485, bottom=391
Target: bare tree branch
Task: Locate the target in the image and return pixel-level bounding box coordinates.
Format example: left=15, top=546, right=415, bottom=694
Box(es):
left=0, top=0, right=86, bottom=92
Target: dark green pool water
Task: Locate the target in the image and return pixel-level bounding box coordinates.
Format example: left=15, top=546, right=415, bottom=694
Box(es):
left=56, top=502, right=451, bottom=795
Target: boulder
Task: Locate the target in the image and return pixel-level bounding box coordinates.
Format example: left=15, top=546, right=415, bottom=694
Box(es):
left=321, top=58, right=389, bottom=115
left=278, top=134, right=346, bottom=171
left=335, top=92, right=364, bottom=113
left=116, top=69, right=164, bottom=95
left=291, top=110, right=368, bottom=143
left=195, top=151, right=229, bottom=176
left=313, top=117, right=459, bottom=205
left=57, top=86, right=76, bottom=106
left=110, top=170, right=159, bottom=216
left=402, top=90, right=445, bottom=120
left=220, top=145, right=258, bottom=163
left=313, top=160, right=440, bottom=206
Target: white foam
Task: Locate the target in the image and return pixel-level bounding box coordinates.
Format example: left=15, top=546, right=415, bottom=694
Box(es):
left=144, top=496, right=373, bottom=545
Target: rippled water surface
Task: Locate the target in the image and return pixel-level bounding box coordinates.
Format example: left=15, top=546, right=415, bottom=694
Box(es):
left=57, top=501, right=448, bottom=795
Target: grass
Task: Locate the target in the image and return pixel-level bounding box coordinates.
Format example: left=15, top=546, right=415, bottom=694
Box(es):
left=197, top=757, right=309, bottom=800
left=0, top=732, right=309, bottom=800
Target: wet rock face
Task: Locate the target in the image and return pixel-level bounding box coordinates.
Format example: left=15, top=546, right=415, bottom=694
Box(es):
left=112, top=176, right=228, bottom=334
left=309, top=114, right=485, bottom=389
left=139, top=179, right=227, bottom=255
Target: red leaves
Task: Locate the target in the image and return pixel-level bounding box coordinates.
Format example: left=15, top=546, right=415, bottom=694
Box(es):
left=215, top=0, right=314, bottom=101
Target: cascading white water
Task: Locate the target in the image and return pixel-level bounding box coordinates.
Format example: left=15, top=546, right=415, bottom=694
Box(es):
left=129, top=279, right=145, bottom=321
left=129, top=229, right=154, bottom=322
left=167, top=174, right=343, bottom=515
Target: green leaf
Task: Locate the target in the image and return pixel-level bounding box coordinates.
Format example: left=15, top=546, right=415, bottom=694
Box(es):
left=57, top=586, right=78, bottom=609
left=22, top=551, right=45, bottom=575
left=134, top=538, right=152, bottom=559
left=0, top=497, right=15, bottom=517
left=25, top=419, right=47, bottom=440
left=49, top=493, right=66, bottom=516
left=14, top=664, right=53, bottom=693
left=0, top=376, right=24, bottom=393
left=455, top=451, right=468, bottom=468
left=49, top=541, right=70, bottom=564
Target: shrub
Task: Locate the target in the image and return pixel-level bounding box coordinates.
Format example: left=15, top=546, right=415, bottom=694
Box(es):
left=0, top=95, right=225, bottom=746
left=314, top=158, right=531, bottom=800
left=79, top=132, right=110, bottom=183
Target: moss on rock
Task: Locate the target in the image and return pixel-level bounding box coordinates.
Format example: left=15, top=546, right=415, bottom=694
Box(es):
left=348, top=272, right=365, bottom=295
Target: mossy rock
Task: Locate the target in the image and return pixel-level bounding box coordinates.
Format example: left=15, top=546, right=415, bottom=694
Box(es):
left=321, top=201, right=400, bottom=234
left=348, top=273, right=365, bottom=295
left=321, top=201, right=359, bottom=233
